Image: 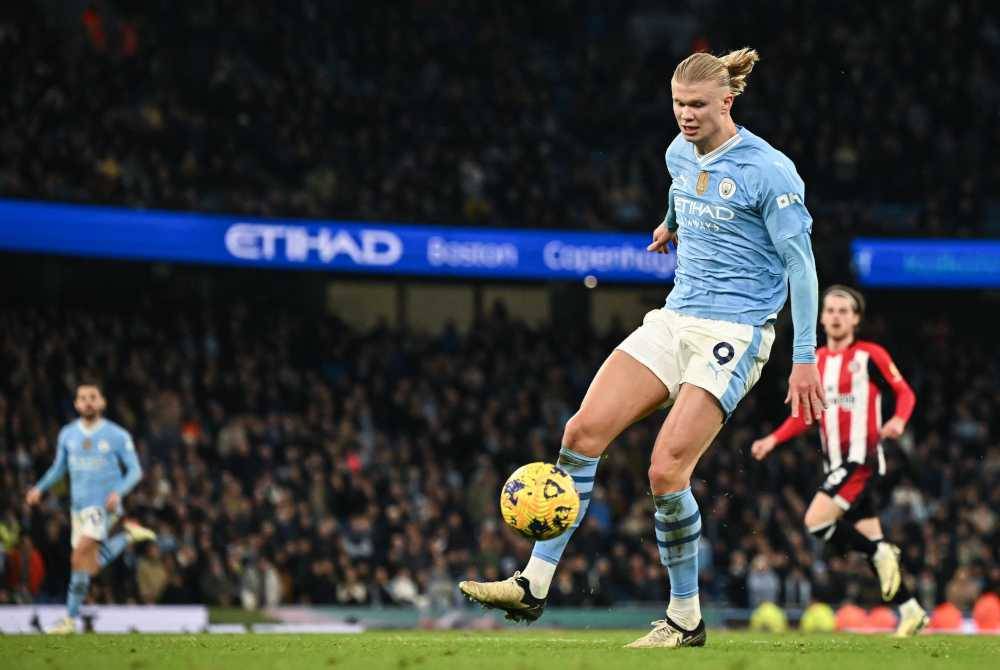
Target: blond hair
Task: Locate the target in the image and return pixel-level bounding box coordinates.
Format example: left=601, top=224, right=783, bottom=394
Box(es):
left=823, top=284, right=866, bottom=318
left=672, top=47, right=760, bottom=96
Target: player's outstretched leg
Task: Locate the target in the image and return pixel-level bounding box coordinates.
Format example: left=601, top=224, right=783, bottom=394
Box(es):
left=626, top=385, right=720, bottom=649
left=459, top=447, right=598, bottom=622
left=459, top=351, right=668, bottom=623
left=47, top=521, right=156, bottom=634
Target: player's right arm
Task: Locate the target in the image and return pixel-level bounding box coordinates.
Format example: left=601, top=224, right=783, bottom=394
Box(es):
left=648, top=183, right=678, bottom=254
left=648, top=143, right=680, bottom=254
left=26, top=429, right=69, bottom=505
left=751, top=413, right=811, bottom=460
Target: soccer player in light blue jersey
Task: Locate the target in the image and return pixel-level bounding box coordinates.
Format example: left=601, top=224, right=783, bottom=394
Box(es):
left=25, top=383, right=156, bottom=634
left=460, top=47, right=825, bottom=649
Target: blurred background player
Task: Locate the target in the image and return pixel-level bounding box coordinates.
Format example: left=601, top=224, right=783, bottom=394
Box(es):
left=751, top=285, right=929, bottom=636
left=24, top=383, right=156, bottom=634
left=461, top=47, right=825, bottom=649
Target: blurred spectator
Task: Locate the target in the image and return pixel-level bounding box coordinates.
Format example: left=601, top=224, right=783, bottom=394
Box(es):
left=241, top=556, right=282, bottom=610
left=945, top=567, right=983, bottom=612
left=4, top=535, right=45, bottom=601
left=36, top=518, right=70, bottom=602
left=199, top=555, right=236, bottom=607
left=388, top=567, right=420, bottom=607
left=747, top=554, right=780, bottom=608
left=783, top=568, right=812, bottom=609
left=137, top=543, right=168, bottom=604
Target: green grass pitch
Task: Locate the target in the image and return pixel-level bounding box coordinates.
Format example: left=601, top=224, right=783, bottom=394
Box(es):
left=4, top=630, right=998, bottom=670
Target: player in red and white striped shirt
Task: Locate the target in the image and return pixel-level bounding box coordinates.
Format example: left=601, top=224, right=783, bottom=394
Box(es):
left=751, top=285, right=928, bottom=636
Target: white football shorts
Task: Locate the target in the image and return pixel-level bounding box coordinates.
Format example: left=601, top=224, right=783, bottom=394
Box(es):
left=71, top=506, right=120, bottom=548
left=616, top=308, right=775, bottom=419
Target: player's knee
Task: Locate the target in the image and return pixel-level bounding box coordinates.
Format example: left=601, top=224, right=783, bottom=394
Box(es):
left=647, top=453, right=688, bottom=494
left=561, top=413, right=606, bottom=458
left=71, top=544, right=98, bottom=574
left=803, top=507, right=833, bottom=531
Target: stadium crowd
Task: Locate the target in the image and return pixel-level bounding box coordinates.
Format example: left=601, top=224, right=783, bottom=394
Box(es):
left=2, top=1, right=999, bottom=238
left=1, top=300, right=997, bottom=613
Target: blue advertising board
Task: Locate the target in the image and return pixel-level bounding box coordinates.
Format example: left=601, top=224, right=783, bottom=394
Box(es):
left=851, top=238, right=1000, bottom=288
left=0, top=200, right=674, bottom=283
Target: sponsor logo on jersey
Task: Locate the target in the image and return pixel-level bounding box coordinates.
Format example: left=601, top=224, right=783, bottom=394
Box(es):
left=68, top=455, right=106, bottom=470
left=696, top=171, right=710, bottom=195
left=828, top=393, right=856, bottom=409
left=673, top=196, right=735, bottom=221
left=83, top=438, right=92, bottom=451
left=719, top=177, right=736, bottom=199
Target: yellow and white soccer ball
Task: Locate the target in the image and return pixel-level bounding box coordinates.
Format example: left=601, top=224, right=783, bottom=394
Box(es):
left=500, top=462, right=580, bottom=540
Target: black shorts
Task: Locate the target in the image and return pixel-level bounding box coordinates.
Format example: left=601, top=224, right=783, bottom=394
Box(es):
left=818, top=463, right=880, bottom=522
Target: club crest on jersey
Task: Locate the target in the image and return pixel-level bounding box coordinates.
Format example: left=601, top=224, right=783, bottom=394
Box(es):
left=719, top=177, right=736, bottom=199
left=849, top=360, right=862, bottom=373
left=98, top=440, right=111, bottom=453
left=696, top=171, right=710, bottom=195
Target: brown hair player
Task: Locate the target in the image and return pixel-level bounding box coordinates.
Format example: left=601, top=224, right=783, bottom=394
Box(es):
left=751, top=285, right=928, bottom=636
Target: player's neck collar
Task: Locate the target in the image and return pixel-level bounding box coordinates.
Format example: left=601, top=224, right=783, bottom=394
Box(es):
left=694, top=127, right=743, bottom=165
left=77, top=418, right=106, bottom=436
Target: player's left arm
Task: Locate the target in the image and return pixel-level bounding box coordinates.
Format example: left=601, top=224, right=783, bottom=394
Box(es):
left=750, top=159, right=824, bottom=422
left=110, top=429, right=143, bottom=507
left=864, top=343, right=916, bottom=438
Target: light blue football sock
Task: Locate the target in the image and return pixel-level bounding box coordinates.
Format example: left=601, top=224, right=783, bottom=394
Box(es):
left=67, top=571, right=91, bottom=618
left=529, top=447, right=600, bottom=566
left=653, top=486, right=702, bottom=599
left=97, top=533, right=130, bottom=568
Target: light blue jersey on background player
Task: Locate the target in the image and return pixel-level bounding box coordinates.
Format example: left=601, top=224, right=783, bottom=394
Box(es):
left=27, top=383, right=155, bottom=634
left=37, top=418, right=142, bottom=517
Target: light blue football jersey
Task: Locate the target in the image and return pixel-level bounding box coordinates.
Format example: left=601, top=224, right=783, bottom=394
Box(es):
left=663, top=126, right=813, bottom=326
left=35, top=418, right=142, bottom=511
